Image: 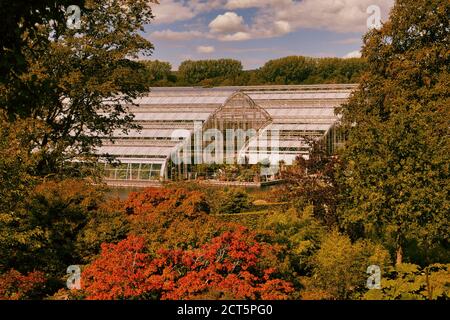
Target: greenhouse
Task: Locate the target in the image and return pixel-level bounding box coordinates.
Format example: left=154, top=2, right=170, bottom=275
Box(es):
left=96, top=84, right=356, bottom=183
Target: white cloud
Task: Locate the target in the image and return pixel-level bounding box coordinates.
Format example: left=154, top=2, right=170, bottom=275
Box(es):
left=150, top=0, right=395, bottom=43
left=219, top=32, right=252, bottom=41
left=273, top=21, right=291, bottom=34
left=209, top=12, right=247, bottom=34
left=343, top=50, right=362, bottom=58
left=151, top=0, right=195, bottom=24
left=208, top=11, right=291, bottom=41
left=272, top=0, right=394, bottom=33
left=225, top=0, right=291, bottom=9
left=223, top=0, right=394, bottom=36
left=151, top=0, right=224, bottom=24
left=197, top=46, right=216, bottom=53
left=150, top=30, right=205, bottom=41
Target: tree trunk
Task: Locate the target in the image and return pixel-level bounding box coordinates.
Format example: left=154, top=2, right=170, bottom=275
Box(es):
left=425, top=269, right=433, bottom=300
left=395, top=246, right=403, bottom=266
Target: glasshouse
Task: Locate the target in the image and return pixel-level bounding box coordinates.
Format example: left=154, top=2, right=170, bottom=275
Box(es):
left=96, top=84, right=356, bottom=184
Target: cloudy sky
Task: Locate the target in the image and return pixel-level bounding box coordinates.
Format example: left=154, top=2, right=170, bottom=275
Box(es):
left=144, top=0, right=394, bottom=70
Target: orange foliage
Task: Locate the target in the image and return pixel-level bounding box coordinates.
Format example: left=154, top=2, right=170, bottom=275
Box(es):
left=82, top=228, right=293, bottom=300
left=124, top=187, right=209, bottom=217
left=81, top=236, right=154, bottom=300
left=0, top=270, right=46, bottom=300
left=121, top=187, right=232, bottom=251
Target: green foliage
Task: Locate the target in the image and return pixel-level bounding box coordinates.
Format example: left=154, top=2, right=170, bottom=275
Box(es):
left=179, top=59, right=243, bottom=85
left=215, top=211, right=271, bottom=230
left=363, top=263, right=450, bottom=300
left=75, top=209, right=130, bottom=263
left=307, top=230, right=390, bottom=300
left=280, top=142, right=340, bottom=227
left=258, top=56, right=366, bottom=85
left=154, top=56, right=365, bottom=87
left=337, top=0, right=449, bottom=265
left=261, top=206, right=326, bottom=276
left=217, top=189, right=251, bottom=214
left=142, top=60, right=174, bottom=85
left=0, top=1, right=84, bottom=83
left=307, top=58, right=366, bottom=84
left=259, top=56, right=315, bottom=84
left=0, top=114, right=47, bottom=273
left=0, top=0, right=154, bottom=176
left=0, top=178, right=105, bottom=275
left=24, top=180, right=105, bottom=275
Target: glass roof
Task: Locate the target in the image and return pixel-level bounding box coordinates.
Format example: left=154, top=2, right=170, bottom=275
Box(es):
left=96, top=146, right=175, bottom=157
left=95, top=85, right=355, bottom=164
left=265, top=123, right=333, bottom=131
left=132, top=112, right=211, bottom=121
left=265, top=108, right=336, bottom=118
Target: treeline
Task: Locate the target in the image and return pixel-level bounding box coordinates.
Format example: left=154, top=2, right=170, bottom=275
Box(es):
left=142, top=56, right=366, bottom=87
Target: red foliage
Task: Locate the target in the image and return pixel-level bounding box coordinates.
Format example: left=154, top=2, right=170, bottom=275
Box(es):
left=81, top=236, right=154, bottom=300
left=0, top=270, right=46, bottom=300
left=123, top=187, right=210, bottom=217
left=82, top=229, right=293, bottom=300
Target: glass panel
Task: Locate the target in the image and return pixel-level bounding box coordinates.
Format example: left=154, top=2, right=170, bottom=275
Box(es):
left=131, top=164, right=140, bottom=180
left=150, top=170, right=160, bottom=179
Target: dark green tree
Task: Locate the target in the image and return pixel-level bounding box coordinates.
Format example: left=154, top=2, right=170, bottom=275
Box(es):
left=218, top=189, right=251, bottom=214
left=337, top=0, right=449, bottom=265
left=142, top=60, right=173, bottom=85
left=179, top=59, right=243, bottom=85
left=258, top=56, right=315, bottom=84
left=0, top=0, right=84, bottom=84
left=0, top=0, right=154, bottom=176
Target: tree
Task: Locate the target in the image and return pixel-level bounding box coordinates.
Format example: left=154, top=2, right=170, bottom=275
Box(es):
left=0, top=1, right=84, bottom=85
left=280, top=141, right=340, bottom=227
left=305, top=230, right=390, bottom=300
left=0, top=178, right=105, bottom=275
left=363, top=263, right=450, bottom=300
left=82, top=229, right=294, bottom=300
left=122, top=187, right=233, bottom=252
left=0, top=269, right=47, bottom=300
left=308, top=58, right=366, bottom=84
left=259, top=56, right=315, bottom=84
left=124, top=187, right=210, bottom=217
left=75, top=208, right=130, bottom=264
left=337, top=0, right=449, bottom=265
left=260, top=206, right=326, bottom=277
left=217, top=189, right=251, bottom=214
left=0, top=113, right=47, bottom=273
left=179, top=59, right=243, bottom=85
left=0, top=0, right=154, bottom=176
left=142, top=60, right=173, bottom=85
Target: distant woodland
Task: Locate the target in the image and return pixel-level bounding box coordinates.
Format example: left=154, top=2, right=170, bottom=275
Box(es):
left=142, top=56, right=366, bottom=87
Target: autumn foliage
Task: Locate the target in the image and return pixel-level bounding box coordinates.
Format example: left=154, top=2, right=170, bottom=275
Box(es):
left=0, top=270, right=46, bottom=300
left=124, top=187, right=210, bottom=217
left=123, top=187, right=234, bottom=252
left=82, top=229, right=293, bottom=300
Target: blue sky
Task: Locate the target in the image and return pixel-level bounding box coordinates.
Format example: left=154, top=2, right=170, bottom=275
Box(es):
left=143, top=0, right=394, bottom=70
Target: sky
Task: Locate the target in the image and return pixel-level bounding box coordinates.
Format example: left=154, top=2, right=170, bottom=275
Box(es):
left=143, top=0, right=395, bottom=70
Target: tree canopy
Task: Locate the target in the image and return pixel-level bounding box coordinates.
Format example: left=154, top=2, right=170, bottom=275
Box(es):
left=0, top=0, right=154, bottom=176
left=336, top=0, right=449, bottom=265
